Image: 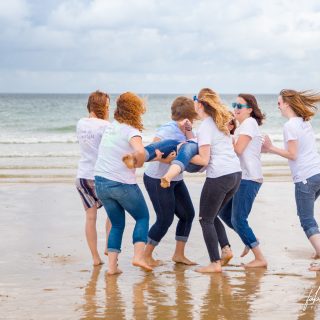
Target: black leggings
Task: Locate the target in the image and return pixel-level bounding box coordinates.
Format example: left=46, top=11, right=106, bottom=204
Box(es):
left=144, top=174, right=195, bottom=246
left=199, top=172, right=242, bottom=262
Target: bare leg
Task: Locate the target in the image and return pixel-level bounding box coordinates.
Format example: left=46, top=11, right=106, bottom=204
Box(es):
left=132, top=242, right=153, bottom=271
left=221, top=245, right=233, bottom=266
left=143, top=243, right=163, bottom=267
left=85, top=206, right=103, bottom=266
left=104, top=217, right=112, bottom=256
left=195, top=261, right=222, bottom=273
left=244, top=245, right=267, bottom=268
left=107, top=252, right=122, bottom=275
left=172, top=241, right=196, bottom=265
left=309, top=234, right=320, bottom=258
left=161, top=164, right=181, bottom=188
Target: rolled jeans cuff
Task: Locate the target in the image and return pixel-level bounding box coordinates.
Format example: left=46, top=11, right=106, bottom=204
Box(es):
left=108, top=248, right=121, bottom=253
left=248, top=240, right=260, bottom=249
left=171, top=159, right=185, bottom=172
left=145, top=149, right=150, bottom=161
left=175, top=235, right=188, bottom=243
left=306, top=227, right=320, bottom=239
left=147, top=237, right=159, bottom=246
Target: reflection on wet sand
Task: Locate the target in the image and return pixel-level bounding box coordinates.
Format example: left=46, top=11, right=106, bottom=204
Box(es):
left=80, top=264, right=267, bottom=319
left=200, top=269, right=266, bottom=320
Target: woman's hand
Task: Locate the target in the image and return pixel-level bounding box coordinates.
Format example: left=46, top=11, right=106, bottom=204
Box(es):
left=262, top=135, right=273, bottom=152
left=159, top=151, right=177, bottom=164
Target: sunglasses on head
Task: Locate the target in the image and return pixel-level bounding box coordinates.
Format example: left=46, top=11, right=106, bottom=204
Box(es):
left=232, top=102, right=251, bottom=109
left=193, top=95, right=198, bottom=102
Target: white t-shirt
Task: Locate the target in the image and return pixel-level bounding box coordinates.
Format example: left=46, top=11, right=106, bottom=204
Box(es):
left=283, top=117, right=320, bottom=183
left=76, top=118, right=110, bottom=180
left=145, top=121, right=186, bottom=181
left=197, top=117, right=241, bottom=178
left=235, top=117, right=263, bottom=181
left=94, top=120, right=142, bottom=184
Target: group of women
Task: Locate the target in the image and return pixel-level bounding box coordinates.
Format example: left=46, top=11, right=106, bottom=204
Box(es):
left=76, top=88, right=320, bottom=275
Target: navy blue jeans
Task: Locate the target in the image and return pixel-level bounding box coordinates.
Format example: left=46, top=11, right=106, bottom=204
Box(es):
left=295, top=173, right=320, bottom=238
left=95, top=176, right=149, bottom=253
left=144, top=139, right=202, bottom=173
left=219, top=179, right=261, bottom=249
left=143, top=174, right=195, bottom=245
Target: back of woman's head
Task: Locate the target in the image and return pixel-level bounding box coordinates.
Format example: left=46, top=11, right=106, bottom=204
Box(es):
left=198, top=91, right=232, bottom=135
left=171, top=96, right=198, bottom=122
left=114, top=92, right=145, bottom=131
left=198, top=88, right=215, bottom=99
left=238, top=94, right=265, bottom=126
left=280, top=89, right=320, bottom=121
left=87, top=90, right=110, bottom=120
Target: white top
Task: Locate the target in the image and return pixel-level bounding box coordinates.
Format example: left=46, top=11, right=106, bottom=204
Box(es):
left=197, top=117, right=241, bottom=178
left=234, top=117, right=263, bottom=181
left=94, top=120, right=142, bottom=184
left=145, top=121, right=186, bottom=181
left=283, top=117, right=320, bottom=183
left=76, top=118, right=111, bottom=180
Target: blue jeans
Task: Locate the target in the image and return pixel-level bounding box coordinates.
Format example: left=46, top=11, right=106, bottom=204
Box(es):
left=295, top=173, right=320, bottom=238
left=144, top=139, right=202, bottom=173
left=219, top=179, right=261, bottom=249
left=143, top=174, right=195, bottom=245
left=95, top=176, right=149, bottom=253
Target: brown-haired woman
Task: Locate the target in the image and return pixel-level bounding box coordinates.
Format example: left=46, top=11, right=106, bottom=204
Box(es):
left=76, top=90, right=111, bottom=266
left=94, top=92, right=152, bottom=275
left=219, top=94, right=267, bottom=268
left=263, top=89, right=320, bottom=271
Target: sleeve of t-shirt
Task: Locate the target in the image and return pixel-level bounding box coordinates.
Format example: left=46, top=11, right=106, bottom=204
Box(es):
left=283, top=121, right=298, bottom=142
left=238, top=118, right=257, bottom=138
left=197, top=121, right=212, bottom=147
left=127, top=126, right=142, bottom=142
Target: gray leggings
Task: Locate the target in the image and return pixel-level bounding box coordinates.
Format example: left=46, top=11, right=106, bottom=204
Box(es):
left=199, top=172, right=242, bottom=262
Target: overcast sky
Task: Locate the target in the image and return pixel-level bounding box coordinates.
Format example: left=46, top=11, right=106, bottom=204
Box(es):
left=0, top=0, right=319, bottom=93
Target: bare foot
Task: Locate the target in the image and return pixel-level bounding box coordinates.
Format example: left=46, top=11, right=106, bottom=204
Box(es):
left=195, top=262, right=222, bottom=273
left=132, top=259, right=153, bottom=271
left=221, top=246, right=233, bottom=266
left=172, top=255, right=197, bottom=265
left=145, top=256, right=164, bottom=267
left=312, top=253, right=320, bottom=259
left=93, top=257, right=104, bottom=266
left=160, top=176, right=171, bottom=188
left=243, top=259, right=267, bottom=268
left=122, top=154, right=136, bottom=169
left=240, top=245, right=250, bottom=258
left=309, top=262, right=320, bottom=271
left=107, top=267, right=123, bottom=275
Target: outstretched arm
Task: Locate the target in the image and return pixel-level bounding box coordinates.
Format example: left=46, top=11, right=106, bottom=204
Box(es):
left=263, top=135, right=298, bottom=160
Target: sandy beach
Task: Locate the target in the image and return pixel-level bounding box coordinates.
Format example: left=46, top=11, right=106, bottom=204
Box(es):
left=1, top=169, right=320, bottom=320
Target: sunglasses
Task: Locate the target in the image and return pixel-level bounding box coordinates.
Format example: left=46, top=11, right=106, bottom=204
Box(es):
left=193, top=95, right=198, bottom=102
left=232, top=102, right=251, bottom=109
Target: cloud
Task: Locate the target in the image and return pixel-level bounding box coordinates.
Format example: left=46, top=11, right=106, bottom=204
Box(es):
left=0, top=0, right=319, bottom=93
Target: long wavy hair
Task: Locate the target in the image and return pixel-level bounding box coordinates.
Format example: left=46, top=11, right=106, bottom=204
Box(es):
left=238, top=93, right=265, bottom=126
left=114, top=92, right=145, bottom=131
left=87, top=91, right=110, bottom=120
left=280, top=89, right=320, bottom=121
left=198, top=91, right=232, bottom=135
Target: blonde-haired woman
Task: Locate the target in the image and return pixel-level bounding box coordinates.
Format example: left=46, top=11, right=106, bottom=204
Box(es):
left=263, top=89, right=320, bottom=271
left=164, top=91, right=242, bottom=272
left=94, top=92, right=152, bottom=275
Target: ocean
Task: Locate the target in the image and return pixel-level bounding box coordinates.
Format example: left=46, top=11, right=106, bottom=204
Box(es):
left=1, top=93, right=319, bottom=181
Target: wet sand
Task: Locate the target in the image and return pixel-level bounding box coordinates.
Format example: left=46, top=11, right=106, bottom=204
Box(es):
left=1, top=177, right=320, bottom=319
